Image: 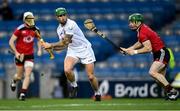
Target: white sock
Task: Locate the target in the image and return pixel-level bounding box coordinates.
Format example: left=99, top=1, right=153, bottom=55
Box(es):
left=70, top=81, right=77, bottom=87
left=94, top=90, right=101, bottom=95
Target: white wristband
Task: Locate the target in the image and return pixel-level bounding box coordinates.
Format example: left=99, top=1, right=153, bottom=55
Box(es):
left=134, top=50, right=138, bottom=54
left=40, top=38, right=43, bottom=42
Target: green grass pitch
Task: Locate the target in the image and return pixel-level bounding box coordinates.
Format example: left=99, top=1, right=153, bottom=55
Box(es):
left=0, top=98, right=179, bottom=110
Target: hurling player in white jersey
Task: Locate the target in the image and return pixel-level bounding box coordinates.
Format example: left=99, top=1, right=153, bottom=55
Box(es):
left=42, top=7, right=101, bottom=101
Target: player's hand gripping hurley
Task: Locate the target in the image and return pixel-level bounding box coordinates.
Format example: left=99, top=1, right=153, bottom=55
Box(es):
left=8, top=49, right=24, bottom=62
left=35, top=30, right=55, bottom=59
left=84, top=19, right=126, bottom=55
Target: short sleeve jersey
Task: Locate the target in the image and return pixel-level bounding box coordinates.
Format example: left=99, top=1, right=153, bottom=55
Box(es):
left=56, top=19, right=91, bottom=51
left=13, top=24, right=39, bottom=55
left=137, top=24, right=165, bottom=52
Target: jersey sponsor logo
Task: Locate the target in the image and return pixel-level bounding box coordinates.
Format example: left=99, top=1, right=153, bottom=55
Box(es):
left=23, top=36, right=34, bottom=43
left=88, top=59, right=93, bottom=62
left=22, top=31, right=27, bottom=34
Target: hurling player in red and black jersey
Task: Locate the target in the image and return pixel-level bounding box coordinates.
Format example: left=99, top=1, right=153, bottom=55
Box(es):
left=121, top=13, right=179, bottom=100
left=9, top=12, right=42, bottom=101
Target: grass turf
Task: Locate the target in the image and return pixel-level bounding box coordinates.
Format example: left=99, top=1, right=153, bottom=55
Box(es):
left=0, top=98, right=179, bottom=110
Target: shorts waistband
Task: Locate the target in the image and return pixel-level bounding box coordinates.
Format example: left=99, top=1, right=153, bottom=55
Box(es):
left=153, top=47, right=166, bottom=53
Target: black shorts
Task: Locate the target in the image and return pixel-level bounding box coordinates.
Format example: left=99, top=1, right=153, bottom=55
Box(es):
left=153, top=47, right=170, bottom=65
left=15, top=54, right=34, bottom=66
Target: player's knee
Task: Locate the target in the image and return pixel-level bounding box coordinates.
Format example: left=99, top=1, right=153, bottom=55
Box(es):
left=16, top=76, right=22, bottom=80
left=64, top=68, right=73, bottom=75
left=88, top=74, right=94, bottom=81
left=24, top=73, right=31, bottom=78
left=15, top=74, right=22, bottom=80
left=149, top=70, right=156, bottom=77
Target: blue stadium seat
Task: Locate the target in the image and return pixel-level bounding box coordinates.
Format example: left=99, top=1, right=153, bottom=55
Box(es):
left=0, top=0, right=177, bottom=80
left=0, top=68, right=5, bottom=78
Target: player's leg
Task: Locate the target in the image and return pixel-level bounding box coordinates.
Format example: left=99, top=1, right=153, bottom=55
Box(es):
left=149, top=61, right=179, bottom=100
left=81, top=46, right=101, bottom=101
left=85, top=63, right=101, bottom=101
left=159, top=64, right=179, bottom=100
left=64, top=56, right=78, bottom=98
left=19, top=61, right=34, bottom=101
left=153, top=65, right=167, bottom=87
left=149, top=61, right=171, bottom=89
left=150, top=48, right=179, bottom=100
left=10, top=65, right=23, bottom=91
left=11, top=57, right=24, bottom=92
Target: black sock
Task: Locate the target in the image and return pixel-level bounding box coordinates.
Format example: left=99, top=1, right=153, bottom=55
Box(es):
left=165, top=84, right=173, bottom=93
left=20, top=89, right=27, bottom=94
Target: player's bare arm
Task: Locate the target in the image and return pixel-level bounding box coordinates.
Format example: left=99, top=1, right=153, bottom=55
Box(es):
left=9, top=34, right=21, bottom=58
left=126, top=40, right=152, bottom=55
left=135, top=40, right=152, bottom=54
left=128, top=41, right=142, bottom=50
left=37, top=41, right=42, bottom=56
left=43, top=34, right=72, bottom=51
left=120, top=41, right=142, bottom=54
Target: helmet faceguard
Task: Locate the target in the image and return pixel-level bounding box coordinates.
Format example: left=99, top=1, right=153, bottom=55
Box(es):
left=23, top=12, right=35, bottom=28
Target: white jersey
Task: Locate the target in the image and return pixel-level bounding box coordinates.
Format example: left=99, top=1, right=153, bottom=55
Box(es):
left=57, top=19, right=91, bottom=51
left=56, top=18, right=96, bottom=64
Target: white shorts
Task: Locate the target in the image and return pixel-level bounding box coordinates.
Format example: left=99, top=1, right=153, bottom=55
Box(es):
left=24, top=61, right=34, bottom=68
left=66, top=46, right=96, bottom=64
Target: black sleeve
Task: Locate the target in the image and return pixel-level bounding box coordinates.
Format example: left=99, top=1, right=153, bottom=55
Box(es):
left=32, top=26, right=40, bottom=34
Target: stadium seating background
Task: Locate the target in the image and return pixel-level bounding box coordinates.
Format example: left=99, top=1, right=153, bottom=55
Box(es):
left=0, top=0, right=179, bottom=83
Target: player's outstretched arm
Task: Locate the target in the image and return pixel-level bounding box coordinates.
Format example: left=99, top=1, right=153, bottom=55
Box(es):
left=42, top=34, right=72, bottom=51
left=128, top=41, right=142, bottom=50
left=120, top=41, right=142, bottom=55
left=135, top=40, right=152, bottom=54
left=124, top=40, right=152, bottom=55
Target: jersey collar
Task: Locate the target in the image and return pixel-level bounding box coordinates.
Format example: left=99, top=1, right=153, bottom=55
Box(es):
left=136, top=23, right=143, bottom=32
